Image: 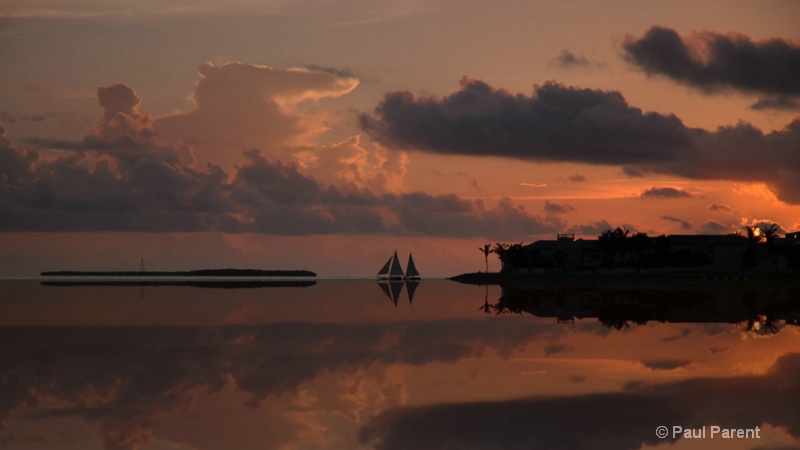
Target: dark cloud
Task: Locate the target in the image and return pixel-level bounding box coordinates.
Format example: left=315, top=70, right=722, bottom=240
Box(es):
left=359, top=78, right=690, bottom=165
left=707, top=203, right=731, bottom=212
left=750, top=96, right=800, bottom=111
left=641, top=359, right=692, bottom=370
left=0, top=124, right=38, bottom=185
left=1, top=85, right=562, bottom=239
left=550, top=50, right=606, bottom=70
left=660, top=215, right=692, bottom=230
left=699, top=220, right=729, bottom=234
left=623, top=26, right=800, bottom=99
left=550, top=49, right=590, bottom=68
left=361, top=353, right=800, bottom=450
left=641, top=187, right=692, bottom=199
left=708, top=346, right=730, bottom=354
left=661, top=328, right=692, bottom=342
left=544, top=200, right=576, bottom=214
left=544, top=343, right=575, bottom=356
left=360, top=78, right=800, bottom=204
left=569, top=220, right=614, bottom=237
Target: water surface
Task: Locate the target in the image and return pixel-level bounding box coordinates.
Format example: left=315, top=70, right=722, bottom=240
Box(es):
left=1, top=279, right=799, bottom=449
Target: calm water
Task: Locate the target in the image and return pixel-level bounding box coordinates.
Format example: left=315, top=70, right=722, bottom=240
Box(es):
left=1, top=279, right=800, bottom=450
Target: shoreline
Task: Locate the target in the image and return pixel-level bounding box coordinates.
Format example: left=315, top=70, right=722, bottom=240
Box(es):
left=449, top=271, right=800, bottom=285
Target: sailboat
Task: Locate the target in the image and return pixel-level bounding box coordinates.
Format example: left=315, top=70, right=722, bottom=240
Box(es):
left=377, top=250, right=421, bottom=305
left=377, top=250, right=405, bottom=279
left=377, top=250, right=420, bottom=280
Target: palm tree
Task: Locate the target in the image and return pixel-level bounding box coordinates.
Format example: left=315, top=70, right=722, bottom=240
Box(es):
left=759, top=223, right=781, bottom=245
left=744, top=225, right=763, bottom=244
left=492, top=242, right=525, bottom=273
left=479, top=244, right=492, bottom=273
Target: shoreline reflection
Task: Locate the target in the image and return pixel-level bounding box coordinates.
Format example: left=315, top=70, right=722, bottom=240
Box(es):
left=488, top=281, right=800, bottom=333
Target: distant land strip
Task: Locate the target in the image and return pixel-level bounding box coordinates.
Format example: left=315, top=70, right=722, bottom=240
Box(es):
left=40, top=280, right=317, bottom=288
left=40, top=269, right=317, bottom=277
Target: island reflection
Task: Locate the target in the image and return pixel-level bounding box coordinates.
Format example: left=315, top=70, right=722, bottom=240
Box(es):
left=485, top=281, right=800, bottom=333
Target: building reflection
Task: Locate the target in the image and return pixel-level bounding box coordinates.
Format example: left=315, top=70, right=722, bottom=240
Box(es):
left=486, top=281, right=800, bottom=333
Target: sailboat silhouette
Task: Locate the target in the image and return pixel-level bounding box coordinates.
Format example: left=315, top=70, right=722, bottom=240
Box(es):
left=377, top=250, right=420, bottom=305
left=377, top=250, right=420, bottom=280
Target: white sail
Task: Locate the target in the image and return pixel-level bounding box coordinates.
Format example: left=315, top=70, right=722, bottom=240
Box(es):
left=406, top=253, right=420, bottom=278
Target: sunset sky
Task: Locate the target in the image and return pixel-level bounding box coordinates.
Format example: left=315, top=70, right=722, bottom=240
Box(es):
left=2, top=0, right=800, bottom=276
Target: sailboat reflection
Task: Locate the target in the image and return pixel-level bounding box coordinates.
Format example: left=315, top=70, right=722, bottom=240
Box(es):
left=377, top=279, right=419, bottom=306
left=484, top=282, right=800, bottom=333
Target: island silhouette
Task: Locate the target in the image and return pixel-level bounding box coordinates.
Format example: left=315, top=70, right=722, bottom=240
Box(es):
left=41, top=269, right=316, bottom=277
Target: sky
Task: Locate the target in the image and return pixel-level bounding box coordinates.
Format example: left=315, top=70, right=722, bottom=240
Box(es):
left=1, top=0, right=800, bottom=276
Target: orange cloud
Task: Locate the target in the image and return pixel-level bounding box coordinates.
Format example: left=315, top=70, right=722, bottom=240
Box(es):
left=154, top=62, right=359, bottom=165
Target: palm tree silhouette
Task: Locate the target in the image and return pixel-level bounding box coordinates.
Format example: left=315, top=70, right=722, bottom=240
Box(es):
left=479, top=244, right=492, bottom=273
left=759, top=223, right=781, bottom=245
left=744, top=226, right=764, bottom=244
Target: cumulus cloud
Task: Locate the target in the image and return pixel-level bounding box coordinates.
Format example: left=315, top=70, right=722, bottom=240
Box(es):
left=359, top=77, right=800, bottom=204
left=154, top=62, right=359, bottom=162
left=641, top=187, right=692, bottom=199
left=622, top=26, right=800, bottom=101
left=148, top=62, right=405, bottom=192
left=1, top=84, right=560, bottom=239
left=740, top=219, right=787, bottom=236
left=292, top=135, right=408, bottom=192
